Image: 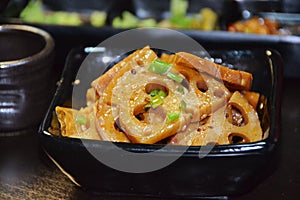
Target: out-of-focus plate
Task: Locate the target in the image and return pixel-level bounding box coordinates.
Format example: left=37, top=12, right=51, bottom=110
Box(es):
left=0, top=0, right=282, bottom=30
left=2, top=1, right=298, bottom=79
left=259, top=12, right=300, bottom=35
left=259, top=12, right=300, bottom=26
left=39, top=45, right=282, bottom=198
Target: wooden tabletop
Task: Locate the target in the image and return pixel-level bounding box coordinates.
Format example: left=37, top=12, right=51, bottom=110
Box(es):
left=0, top=78, right=299, bottom=200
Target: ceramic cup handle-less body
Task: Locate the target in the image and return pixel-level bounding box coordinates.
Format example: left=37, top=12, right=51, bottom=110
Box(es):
left=0, top=24, right=55, bottom=134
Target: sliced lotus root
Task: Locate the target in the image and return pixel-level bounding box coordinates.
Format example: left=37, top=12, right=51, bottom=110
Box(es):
left=109, top=69, right=199, bottom=144
left=95, top=47, right=260, bottom=144
left=170, top=91, right=262, bottom=145
left=160, top=53, right=230, bottom=121
left=96, top=48, right=198, bottom=144
left=172, top=63, right=230, bottom=121
left=96, top=101, right=130, bottom=142
left=55, top=105, right=100, bottom=140
left=160, top=53, right=180, bottom=64
left=54, top=46, right=264, bottom=146
left=104, top=53, right=230, bottom=143
left=92, top=46, right=157, bottom=98
left=241, top=91, right=260, bottom=109
left=86, top=87, right=97, bottom=106
left=175, top=52, right=253, bottom=91
left=95, top=47, right=157, bottom=142
left=222, top=91, right=262, bottom=143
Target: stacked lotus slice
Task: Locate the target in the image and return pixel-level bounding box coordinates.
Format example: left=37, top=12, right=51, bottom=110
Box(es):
left=51, top=46, right=263, bottom=146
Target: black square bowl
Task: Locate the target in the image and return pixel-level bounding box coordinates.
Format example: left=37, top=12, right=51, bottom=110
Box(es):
left=39, top=46, right=282, bottom=198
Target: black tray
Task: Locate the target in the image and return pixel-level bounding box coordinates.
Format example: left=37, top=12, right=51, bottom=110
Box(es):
left=39, top=45, right=282, bottom=198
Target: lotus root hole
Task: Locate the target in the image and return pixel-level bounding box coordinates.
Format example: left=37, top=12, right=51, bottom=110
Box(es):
left=228, top=133, right=250, bottom=144
left=226, top=104, right=248, bottom=126
left=145, top=83, right=169, bottom=96
left=114, top=118, right=124, bottom=133
left=197, top=80, right=208, bottom=93
left=134, top=105, right=166, bottom=123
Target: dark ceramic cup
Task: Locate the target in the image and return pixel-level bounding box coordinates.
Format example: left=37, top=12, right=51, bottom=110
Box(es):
left=0, top=24, right=55, bottom=135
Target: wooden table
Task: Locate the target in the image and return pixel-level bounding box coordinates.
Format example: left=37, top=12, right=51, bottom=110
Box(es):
left=1, top=78, right=299, bottom=200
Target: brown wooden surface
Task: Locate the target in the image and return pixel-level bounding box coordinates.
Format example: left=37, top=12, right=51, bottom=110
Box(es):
left=0, top=78, right=299, bottom=200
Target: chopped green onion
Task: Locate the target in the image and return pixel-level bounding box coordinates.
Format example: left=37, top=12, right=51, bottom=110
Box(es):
left=75, top=115, right=87, bottom=125
left=150, top=90, right=159, bottom=97
left=150, top=95, right=164, bottom=108
left=150, top=89, right=167, bottom=98
left=180, top=100, right=186, bottom=110
left=158, top=90, right=167, bottom=98
left=178, top=86, right=184, bottom=94
left=167, top=111, right=180, bottom=122
left=148, top=59, right=172, bottom=74
left=167, top=71, right=183, bottom=83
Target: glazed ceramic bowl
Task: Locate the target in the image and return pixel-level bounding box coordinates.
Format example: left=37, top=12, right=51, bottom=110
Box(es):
left=0, top=24, right=55, bottom=134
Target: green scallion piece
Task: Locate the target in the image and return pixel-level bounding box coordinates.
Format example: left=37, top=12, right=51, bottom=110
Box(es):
left=167, top=71, right=183, bottom=83
left=150, top=89, right=167, bottom=98
left=180, top=100, right=186, bottom=110
left=167, top=111, right=180, bottom=122
left=148, top=59, right=172, bottom=74
left=158, top=90, right=167, bottom=98
left=75, top=115, right=87, bottom=125
left=150, top=90, right=159, bottom=97
left=178, top=86, right=184, bottom=94
left=150, top=95, right=164, bottom=108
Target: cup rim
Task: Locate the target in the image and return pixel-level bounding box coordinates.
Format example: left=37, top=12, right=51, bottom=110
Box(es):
left=0, top=24, right=55, bottom=69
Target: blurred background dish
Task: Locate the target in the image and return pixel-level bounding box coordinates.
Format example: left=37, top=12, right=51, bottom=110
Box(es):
left=259, top=12, right=300, bottom=26
left=0, top=24, right=55, bottom=135
left=127, top=0, right=222, bottom=30
left=18, top=0, right=109, bottom=27
left=233, top=0, right=281, bottom=19
left=0, top=0, right=282, bottom=31
left=1, top=0, right=299, bottom=79
left=259, top=12, right=300, bottom=35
